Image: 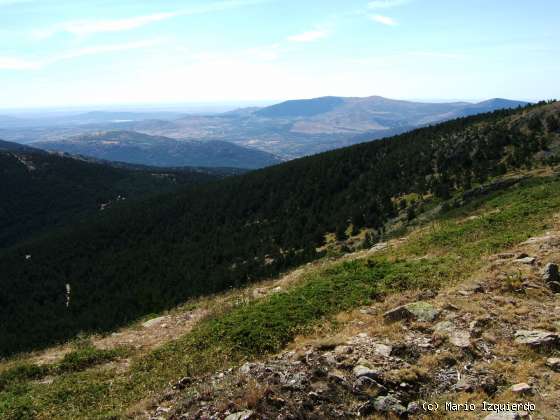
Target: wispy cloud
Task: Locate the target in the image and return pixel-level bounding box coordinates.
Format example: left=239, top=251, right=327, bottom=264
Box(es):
left=370, top=14, right=397, bottom=26
left=49, top=12, right=178, bottom=38
left=56, top=40, right=161, bottom=60
left=368, top=0, right=410, bottom=9
left=0, top=0, right=32, bottom=6
left=0, top=39, right=160, bottom=71
left=33, top=0, right=265, bottom=39
left=287, top=30, right=328, bottom=43
left=0, top=56, right=41, bottom=70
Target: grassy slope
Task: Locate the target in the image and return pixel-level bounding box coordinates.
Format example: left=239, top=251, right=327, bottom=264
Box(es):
left=1, top=173, right=560, bottom=418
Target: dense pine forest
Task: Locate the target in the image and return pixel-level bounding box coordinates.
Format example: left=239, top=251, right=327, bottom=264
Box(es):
left=1, top=101, right=559, bottom=356
left=0, top=146, right=226, bottom=248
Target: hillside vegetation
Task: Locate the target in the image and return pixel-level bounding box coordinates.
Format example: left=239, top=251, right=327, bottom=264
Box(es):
left=1, top=101, right=559, bottom=357
left=0, top=145, right=222, bottom=248
left=1, top=168, right=560, bottom=418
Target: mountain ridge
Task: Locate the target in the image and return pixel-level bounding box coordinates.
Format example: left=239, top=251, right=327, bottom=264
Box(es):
left=0, top=96, right=530, bottom=160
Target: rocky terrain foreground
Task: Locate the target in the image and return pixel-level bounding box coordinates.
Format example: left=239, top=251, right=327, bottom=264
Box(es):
left=146, top=231, right=560, bottom=419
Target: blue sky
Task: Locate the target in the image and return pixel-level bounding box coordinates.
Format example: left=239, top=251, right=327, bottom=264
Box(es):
left=0, top=0, right=558, bottom=108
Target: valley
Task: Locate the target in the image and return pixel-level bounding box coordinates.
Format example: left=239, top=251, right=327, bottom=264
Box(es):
left=0, top=96, right=527, bottom=161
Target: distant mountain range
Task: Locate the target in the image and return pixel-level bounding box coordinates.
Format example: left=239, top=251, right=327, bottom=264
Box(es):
left=0, top=96, right=529, bottom=160
left=33, top=131, right=282, bottom=169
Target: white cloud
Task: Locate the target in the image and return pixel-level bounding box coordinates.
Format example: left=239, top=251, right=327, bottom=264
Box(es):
left=370, top=14, right=397, bottom=26
left=0, top=40, right=160, bottom=71
left=0, top=56, right=41, bottom=70
left=287, top=30, right=328, bottom=43
left=368, top=0, right=409, bottom=9
left=60, top=13, right=178, bottom=37
left=32, top=12, right=178, bottom=39
left=32, top=0, right=266, bottom=39
left=55, top=40, right=161, bottom=60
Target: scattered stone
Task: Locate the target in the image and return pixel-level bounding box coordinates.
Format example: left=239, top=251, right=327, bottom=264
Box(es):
left=334, top=345, right=353, bottom=355
left=510, top=382, right=532, bottom=394
left=155, top=406, right=170, bottom=415
left=142, top=316, right=166, bottom=328
left=383, top=301, right=440, bottom=322
left=549, top=281, right=560, bottom=293
left=417, top=289, right=437, bottom=299
left=327, top=369, right=347, bottom=384
left=542, top=263, right=559, bottom=283
left=484, top=412, right=521, bottom=420
left=460, top=281, right=485, bottom=294
left=407, top=401, right=420, bottom=414
left=352, top=376, right=386, bottom=396
left=515, top=256, right=536, bottom=265
left=281, top=371, right=308, bottom=391
left=514, top=330, right=559, bottom=347
left=545, top=357, right=560, bottom=371
left=372, top=343, right=392, bottom=357
left=469, top=316, right=492, bottom=337
left=225, top=410, right=254, bottom=420
left=449, top=330, right=471, bottom=348
left=353, top=365, right=379, bottom=380
left=373, top=395, right=407, bottom=415
left=434, top=321, right=471, bottom=348
left=239, top=362, right=253, bottom=374
left=452, top=376, right=475, bottom=392
left=443, top=303, right=460, bottom=311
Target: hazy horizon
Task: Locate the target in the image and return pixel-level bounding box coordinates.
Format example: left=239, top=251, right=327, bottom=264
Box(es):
left=1, top=0, right=559, bottom=109
left=0, top=95, right=543, bottom=116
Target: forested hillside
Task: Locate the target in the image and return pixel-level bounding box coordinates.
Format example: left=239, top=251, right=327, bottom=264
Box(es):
left=33, top=131, right=282, bottom=169
left=0, top=146, right=222, bottom=248
left=1, top=101, right=558, bottom=356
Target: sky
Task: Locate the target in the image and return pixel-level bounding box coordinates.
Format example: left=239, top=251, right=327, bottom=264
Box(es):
left=0, top=0, right=559, bottom=109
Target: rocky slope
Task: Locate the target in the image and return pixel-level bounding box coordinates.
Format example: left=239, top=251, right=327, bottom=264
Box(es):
left=145, top=229, right=560, bottom=420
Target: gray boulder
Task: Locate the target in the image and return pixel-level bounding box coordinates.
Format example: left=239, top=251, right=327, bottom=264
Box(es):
left=515, top=256, right=536, bottom=265
left=225, top=410, right=254, bottom=420
left=542, top=263, right=559, bottom=283
left=434, top=321, right=471, bottom=348
left=353, top=365, right=380, bottom=380
left=549, top=281, right=560, bottom=293
left=483, top=412, right=521, bottom=420
left=514, top=330, right=559, bottom=347
left=510, top=382, right=532, bottom=394
left=373, top=395, right=407, bottom=415
left=383, top=301, right=440, bottom=322
left=546, top=357, right=560, bottom=371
